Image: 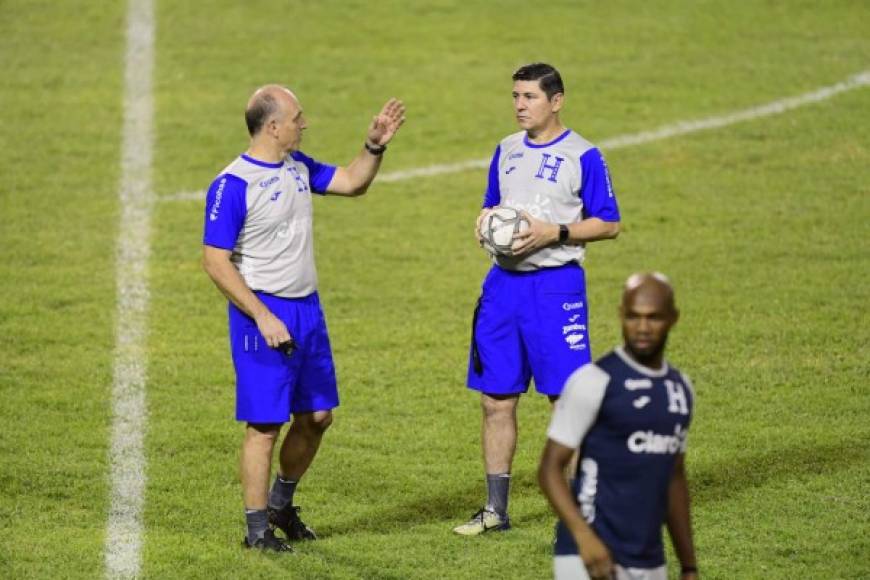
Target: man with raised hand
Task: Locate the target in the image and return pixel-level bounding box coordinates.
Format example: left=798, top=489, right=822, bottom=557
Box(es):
left=202, top=85, right=404, bottom=552
left=455, top=63, right=621, bottom=536
left=539, top=273, right=699, bottom=580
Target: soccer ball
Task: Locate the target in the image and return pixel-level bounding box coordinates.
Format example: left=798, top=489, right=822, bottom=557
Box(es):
left=479, top=206, right=530, bottom=257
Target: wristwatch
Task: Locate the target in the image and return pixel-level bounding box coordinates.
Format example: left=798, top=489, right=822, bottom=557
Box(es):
left=558, top=224, right=569, bottom=243
left=364, top=141, right=386, bottom=155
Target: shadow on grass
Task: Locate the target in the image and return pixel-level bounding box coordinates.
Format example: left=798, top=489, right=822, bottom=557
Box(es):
left=316, top=481, right=483, bottom=538
left=317, top=469, right=547, bottom=539
left=689, top=439, right=866, bottom=505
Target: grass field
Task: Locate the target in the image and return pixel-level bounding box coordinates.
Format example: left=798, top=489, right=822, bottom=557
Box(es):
left=1, top=0, right=869, bottom=578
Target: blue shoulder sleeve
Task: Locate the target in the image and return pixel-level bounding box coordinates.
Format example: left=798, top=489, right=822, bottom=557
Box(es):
left=482, top=145, right=501, bottom=208
left=291, top=151, right=337, bottom=194
left=203, top=174, right=248, bottom=250
left=579, top=148, right=620, bottom=222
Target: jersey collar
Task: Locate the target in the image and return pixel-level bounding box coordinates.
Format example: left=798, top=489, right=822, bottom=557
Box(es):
left=241, top=153, right=284, bottom=169
left=523, top=128, right=571, bottom=149
left=615, top=346, right=670, bottom=377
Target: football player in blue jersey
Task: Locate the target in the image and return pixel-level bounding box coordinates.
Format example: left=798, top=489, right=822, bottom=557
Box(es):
left=539, top=273, right=699, bottom=580
left=455, top=63, right=621, bottom=536
left=202, top=85, right=404, bottom=552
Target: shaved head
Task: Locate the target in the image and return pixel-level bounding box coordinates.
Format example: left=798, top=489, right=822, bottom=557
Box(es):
left=622, top=272, right=676, bottom=313
left=620, top=272, right=679, bottom=368
left=245, top=85, right=298, bottom=136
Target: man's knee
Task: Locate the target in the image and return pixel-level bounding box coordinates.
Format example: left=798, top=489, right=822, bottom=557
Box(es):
left=293, top=410, right=333, bottom=435
left=481, top=393, right=518, bottom=419
left=246, top=422, right=281, bottom=440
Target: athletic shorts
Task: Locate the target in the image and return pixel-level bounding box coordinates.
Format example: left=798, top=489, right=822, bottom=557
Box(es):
left=229, top=291, right=338, bottom=423
left=467, top=263, right=591, bottom=396
left=553, top=556, right=667, bottom=580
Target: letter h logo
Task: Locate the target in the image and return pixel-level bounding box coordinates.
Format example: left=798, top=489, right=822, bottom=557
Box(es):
left=664, top=380, right=689, bottom=415
left=288, top=165, right=309, bottom=193
left=535, top=153, right=565, bottom=183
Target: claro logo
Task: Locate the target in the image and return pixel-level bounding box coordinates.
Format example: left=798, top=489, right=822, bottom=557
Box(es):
left=209, top=178, right=226, bottom=222
left=627, top=424, right=687, bottom=455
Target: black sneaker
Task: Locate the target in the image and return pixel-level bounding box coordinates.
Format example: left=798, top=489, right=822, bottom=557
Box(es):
left=268, top=505, right=317, bottom=540
left=242, top=528, right=294, bottom=553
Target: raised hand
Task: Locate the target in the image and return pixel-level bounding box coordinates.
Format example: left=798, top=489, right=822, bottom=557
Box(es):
left=367, top=98, right=406, bottom=146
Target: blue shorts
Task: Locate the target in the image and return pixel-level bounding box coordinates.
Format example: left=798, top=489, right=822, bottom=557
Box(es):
left=229, top=291, right=339, bottom=423
left=467, top=263, right=591, bottom=396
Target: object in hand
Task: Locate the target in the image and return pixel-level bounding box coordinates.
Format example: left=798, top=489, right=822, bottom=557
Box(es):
left=277, top=339, right=296, bottom=356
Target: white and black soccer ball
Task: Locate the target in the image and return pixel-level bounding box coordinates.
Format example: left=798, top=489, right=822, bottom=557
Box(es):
left=479, top=206, right=530, bottom=257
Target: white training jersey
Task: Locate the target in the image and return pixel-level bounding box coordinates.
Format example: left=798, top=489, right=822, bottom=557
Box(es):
left=483, top=129, right=620, bottom=272
left=202, top=152, right=336, bottom=298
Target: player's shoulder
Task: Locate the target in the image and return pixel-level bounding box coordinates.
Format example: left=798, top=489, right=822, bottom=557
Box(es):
left=564, top=361, right=612, bottom=393
left=208, top=167, right=249, bottom=197
left=594, top=349, right=627, bottom=374
left=216, top=155, right=262, bottom=186
left=559, top=130, right=596, bottom=157
left=671, top=365, right=695, bottom=399
left=498, top=131, right=527, bottom=150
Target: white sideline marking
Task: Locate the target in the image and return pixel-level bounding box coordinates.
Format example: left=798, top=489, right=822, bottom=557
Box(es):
left=105, top=0, right=153, bottom=578
left=158, top=69, right=869, bottom=202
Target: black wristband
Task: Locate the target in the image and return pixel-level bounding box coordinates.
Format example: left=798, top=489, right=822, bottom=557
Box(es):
left=681, top=565, right=698, bottom=575
left=364, top=141, right=386, bottom=155
left=558, top=224, right=569, bottom=243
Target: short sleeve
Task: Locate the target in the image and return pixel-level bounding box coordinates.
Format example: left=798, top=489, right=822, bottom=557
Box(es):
left=291, top=151, right=337, bottom=194
left=547, top=363, right=610, bottom=448
left=482, top=145, right=501, bottom=208
left=579, top=148, right=620, bottom=222
left=203, top=174, right=248, bottom=250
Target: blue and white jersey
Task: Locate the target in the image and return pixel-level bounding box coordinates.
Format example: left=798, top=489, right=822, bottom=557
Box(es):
left=203, top=152, right=336, bottom=298
left=483, top=129, right=620, bottom=272
left=548, top=347, right=694, bottom=569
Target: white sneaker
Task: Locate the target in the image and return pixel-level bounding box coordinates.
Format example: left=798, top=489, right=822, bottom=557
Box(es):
left=453, top=507, right=511, bottom=536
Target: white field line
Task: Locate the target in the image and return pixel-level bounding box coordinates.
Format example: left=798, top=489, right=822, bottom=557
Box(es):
left=159, top=69, right=869, bottom=202
left=105, top=0, right=154, bottom=578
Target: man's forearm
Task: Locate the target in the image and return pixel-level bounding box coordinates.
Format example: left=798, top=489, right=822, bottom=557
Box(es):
left=202, top=250, right=269, bottom=320
left=328, top=147, right=384, bottom=196
left=666, top=471, right=697, bottom=571
left=538, top=446, right=597, bottom=541
left=566, top=217, right=620, bottom=243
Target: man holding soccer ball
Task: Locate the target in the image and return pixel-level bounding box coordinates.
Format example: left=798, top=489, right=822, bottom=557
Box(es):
left=455, top=63, right=621, bottom=536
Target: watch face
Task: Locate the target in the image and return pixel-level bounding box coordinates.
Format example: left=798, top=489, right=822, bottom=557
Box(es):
left=560, top=225, right=569, bottom=242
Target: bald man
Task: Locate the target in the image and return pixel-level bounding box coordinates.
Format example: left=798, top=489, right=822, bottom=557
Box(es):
left=202, top=85, right=405, bottom=552
left=538, top=273, right=699, bottom=580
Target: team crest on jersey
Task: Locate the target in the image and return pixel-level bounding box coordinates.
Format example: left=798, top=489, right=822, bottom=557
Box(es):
left=535, top=153, right=565, bottom=183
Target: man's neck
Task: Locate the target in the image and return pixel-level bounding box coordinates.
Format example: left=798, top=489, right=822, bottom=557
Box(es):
left=526, top=123, right=566, bottom=145
left=246, top=141, right=285, bottom=164
left=623, top=345, right=665, bottom=371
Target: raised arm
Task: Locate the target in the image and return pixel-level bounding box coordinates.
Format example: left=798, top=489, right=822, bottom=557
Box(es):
left=666, top=454, right=699, bottom=579
left=326, top=98, right=406, bottom=196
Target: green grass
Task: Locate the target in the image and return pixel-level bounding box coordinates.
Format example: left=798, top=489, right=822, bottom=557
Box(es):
left=2, top=0, right=869, bottom=578
left=0, top=1, right=124, bottom=578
